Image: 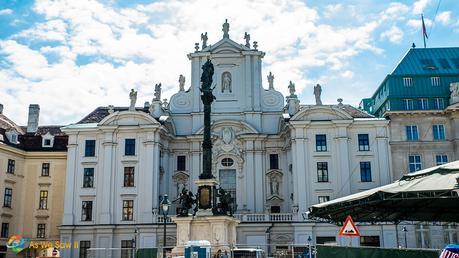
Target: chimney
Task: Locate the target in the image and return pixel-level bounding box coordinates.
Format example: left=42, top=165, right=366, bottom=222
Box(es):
left=27, top=104, right=40, bottom=134
left=0, top=104, right=3, bottom=114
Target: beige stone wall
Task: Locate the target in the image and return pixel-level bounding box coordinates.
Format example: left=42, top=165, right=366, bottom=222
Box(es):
left=0, top=144, right=67, bottom=254
left=388, top=111, right=459, bottom=179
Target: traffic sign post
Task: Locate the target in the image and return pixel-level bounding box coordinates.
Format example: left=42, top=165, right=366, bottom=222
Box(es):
left=338, top=215, right=361, bottom=247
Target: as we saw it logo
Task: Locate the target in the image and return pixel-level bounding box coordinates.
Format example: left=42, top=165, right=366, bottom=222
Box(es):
left=6, top=235, right=29, bottom=254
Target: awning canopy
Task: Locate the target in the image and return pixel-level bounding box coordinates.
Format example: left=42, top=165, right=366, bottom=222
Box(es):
left=309, top=161, right=459, bottom=223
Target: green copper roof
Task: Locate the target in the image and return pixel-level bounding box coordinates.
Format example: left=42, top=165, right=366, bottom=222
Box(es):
left=392, top=47, right=459, bottom=75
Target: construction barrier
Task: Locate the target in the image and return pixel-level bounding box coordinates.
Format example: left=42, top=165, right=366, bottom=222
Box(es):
left=315, top=245, right=441, bottom=258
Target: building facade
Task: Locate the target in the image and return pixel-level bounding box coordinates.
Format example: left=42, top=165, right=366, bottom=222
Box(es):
left=0, top=104, right=68, bottom=258
left=361, top=46, right=459, bottom=248
left=60, top=22, right=401, bottom=258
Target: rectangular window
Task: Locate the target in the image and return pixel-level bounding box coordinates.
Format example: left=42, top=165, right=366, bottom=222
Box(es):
left=409, top=155, right=422, bottom=172
left=404, top=99, right=414, bottom=110
left=122, top=200, right=134, bottom=221
left=315, top=134, right=327, bottom=152
left=37, top=224, right=46, bottom=238
left=79, top=241, right=91, bottom=258
left=318, top=196, right=330, bottom=204
left=1, top=223, right=9, bottom=238
left=317, top=162, right=329, bottom=182
left=124, top=139, right=136, bottom=156
left=419, top=98, right=429, bottom=110
left=6, top=159, right=15, bottom=174
left=435, top=155, right=448, bottom=165
left=431, top=77, right=440, bottom=86
left=84, top=140, right=96, bottom=157
left=434, top=98, right=444, bottom=110
left=406, top=125, right=419, bottom=141
left=360, top=162, right=372, bottom=182
left=360, top=236, right=380, bottom=247
left=83, top=168, right=94, bottom=188
left=403, top=77, right=413, bottom=87
left=219, top=169, right=237, bottom=208
left=432, top=124, right=445, bottom=140
left=81, top=201, right=93, bottom=221
left=270, top=206, right=280, bottom=213
left=269, top=154, right=279, bottom=169
left=41, top=163, right=50, bottom=176
left=123, top=167, right=135, bottom=187
left=177, top=155, right=186, bottom=171
left=38, top=190, right=48, bottom=209
left=3, top=188, right=12, bottom=208
left=121, top=240, right=134, bottom=258
left=358, top=134, right=370, bottom=151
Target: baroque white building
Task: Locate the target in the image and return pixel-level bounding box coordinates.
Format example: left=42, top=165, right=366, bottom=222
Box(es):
left=60, top=22, right=395, bottom=257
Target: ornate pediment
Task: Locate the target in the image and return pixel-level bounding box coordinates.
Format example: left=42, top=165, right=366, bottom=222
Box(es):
left=203, top=38, right=250, bottom=54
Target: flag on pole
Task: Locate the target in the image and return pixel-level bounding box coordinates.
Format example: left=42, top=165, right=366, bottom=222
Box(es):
left=439, top=244, right=459, bottom=258
left=422, top=14, right=428, bottom=39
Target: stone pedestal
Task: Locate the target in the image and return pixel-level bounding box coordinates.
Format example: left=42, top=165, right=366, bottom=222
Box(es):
left=195, top=178, right=218, bottom=216
left=171, top=216, right=240, bottom=256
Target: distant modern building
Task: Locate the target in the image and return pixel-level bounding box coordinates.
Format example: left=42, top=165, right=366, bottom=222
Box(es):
left=60, top=22, right=396, bottom=258
left=0, top=104, right=68, bottom=258
left=361, top=47, right=459, bottom=248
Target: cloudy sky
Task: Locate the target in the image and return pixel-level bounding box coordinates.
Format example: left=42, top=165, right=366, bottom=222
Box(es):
left=1, top=0, right=458, bottom=125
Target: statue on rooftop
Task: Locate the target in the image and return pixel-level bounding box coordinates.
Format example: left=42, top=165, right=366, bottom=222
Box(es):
left=154, top=83, right=162, bottom=101
left=129, top=89, right=137, bottom=111
left=288, top=81, right=296, bottom=97
left=267, top=72, right=274, bottom=90
left=314, top=84, right=322, bottom=105
left=201, top=32, right=208, bottom=49
left=179, top=74, right=185, bottom=91
left=222, top=19, right=230, bottom=39
left=244, top=32, right=250, bottom=48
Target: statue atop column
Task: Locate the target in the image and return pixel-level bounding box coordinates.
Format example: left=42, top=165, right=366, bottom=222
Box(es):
left=314, top=84, right=322, bottom=105
left=129, top=89, right=137, bottom=111
left=201, top=32, right=208, bottom=49
left=267, top=72, right=274, bottom=90
left=200, top=58, right=215, bottom=179
left=222, top=19, right=230, bottom=39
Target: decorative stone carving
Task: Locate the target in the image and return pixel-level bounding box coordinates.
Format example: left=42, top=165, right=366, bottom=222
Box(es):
left=314, top=84, right=322, bottom=105
left=221, top=72, right=232, bottom=93
left=153, top=83, right=162, bottom=101
left=108, top=105, right=115, bottom=114
left=266, top=170, right=283, bottom=198
left=195, top=43, right=199, bottom=52
left=450, top=82, right=459, bottom=105
left=172, top=171, right=189, bottom=199
left=201, top=32, right=208, bottom=49
left=179, top=74, right=185, bottom=91
left=129, top=89, right=137, bottom=111
left=244, top=32, right=250, bottom=48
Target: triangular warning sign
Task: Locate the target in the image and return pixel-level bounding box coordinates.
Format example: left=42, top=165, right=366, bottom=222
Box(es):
left=338, top=215, right=361, bottom=236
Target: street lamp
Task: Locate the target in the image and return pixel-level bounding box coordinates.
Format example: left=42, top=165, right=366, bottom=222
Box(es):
left=402, top=226, right=408, bottom=248
left=307, top=236, right=312, bottom=258
left=132, top=228, right=137, bottom=258
left=160, top=194, right=171, bottom=258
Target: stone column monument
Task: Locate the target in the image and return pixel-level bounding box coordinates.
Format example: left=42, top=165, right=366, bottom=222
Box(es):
left=171, top=58, right=239, bottom=256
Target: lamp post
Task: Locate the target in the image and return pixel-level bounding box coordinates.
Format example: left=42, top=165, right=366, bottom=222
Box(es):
left=132, top=228, right=138, bottom=258
left=160, top=194, right=171, bottom=258
left=402, top=226, right=408, bottom=248
left=307, top=236, right=312, bottom=258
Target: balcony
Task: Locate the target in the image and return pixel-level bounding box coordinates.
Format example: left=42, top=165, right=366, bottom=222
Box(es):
left=154, top=213, right=298, bottom=223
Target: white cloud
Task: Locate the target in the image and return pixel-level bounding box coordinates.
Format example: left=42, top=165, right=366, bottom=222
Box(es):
left=407, top=18, right=432, bottom=29
left=412, top=0, right=431, bottom=15
left=380, top=26, right=404, bottom=43
left=0, top=9, right=12, bottom=15
left=1, top=0, right=390, bottom=124
left=436, top=11, right=451, bottom=25
left=380, top=2, right=410, bottom=21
